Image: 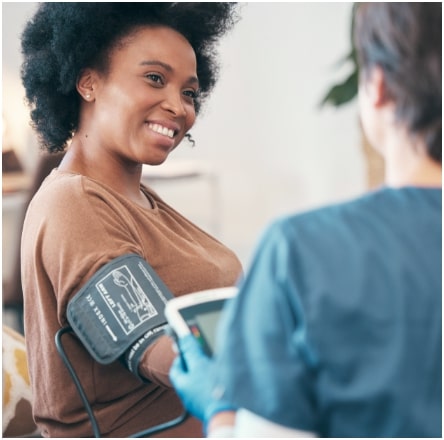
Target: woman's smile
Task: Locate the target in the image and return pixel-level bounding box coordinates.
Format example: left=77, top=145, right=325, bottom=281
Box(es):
left=145, top=118, right=182, bottom=151
left=147, top=122, right=176, bottom=139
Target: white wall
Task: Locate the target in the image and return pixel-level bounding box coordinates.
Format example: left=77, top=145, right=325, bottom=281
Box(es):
left=170, top=2, right=366, bottom=264
left=2, top=2, right=366, bottom=268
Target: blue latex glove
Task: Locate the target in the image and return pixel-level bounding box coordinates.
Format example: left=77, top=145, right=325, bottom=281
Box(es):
left=169, top=334, right=234, bottom=425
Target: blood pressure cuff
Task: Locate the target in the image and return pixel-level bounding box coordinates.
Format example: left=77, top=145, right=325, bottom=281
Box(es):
left=66, top=254, right=174, bottom=380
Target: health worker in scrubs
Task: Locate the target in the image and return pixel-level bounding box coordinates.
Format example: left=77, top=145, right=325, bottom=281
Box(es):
left=169, top=2, right=442, bottom=438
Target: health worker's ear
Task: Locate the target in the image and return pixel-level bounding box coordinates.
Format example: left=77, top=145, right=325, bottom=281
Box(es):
left=364, top=66, right=390, bottom=108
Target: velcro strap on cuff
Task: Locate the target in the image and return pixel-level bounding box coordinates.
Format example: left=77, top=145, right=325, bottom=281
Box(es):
left=122, top=322, right=169, bottom=380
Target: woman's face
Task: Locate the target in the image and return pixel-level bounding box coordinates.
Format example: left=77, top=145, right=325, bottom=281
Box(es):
left=81, top=26, right=198, bottom=166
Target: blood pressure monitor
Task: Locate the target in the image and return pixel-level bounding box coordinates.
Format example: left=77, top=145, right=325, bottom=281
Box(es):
left=165, top=286, right=238, bottom=356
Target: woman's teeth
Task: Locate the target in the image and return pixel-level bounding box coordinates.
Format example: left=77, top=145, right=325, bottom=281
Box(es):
left=148, top=123, right=174, bottom=139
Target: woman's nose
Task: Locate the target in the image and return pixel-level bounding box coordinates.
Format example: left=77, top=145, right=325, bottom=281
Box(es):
left=161, top=88, right=187, bottom=117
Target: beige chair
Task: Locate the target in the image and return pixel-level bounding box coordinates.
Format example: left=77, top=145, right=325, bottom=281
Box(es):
left=2, top=325, right=39, bottom=437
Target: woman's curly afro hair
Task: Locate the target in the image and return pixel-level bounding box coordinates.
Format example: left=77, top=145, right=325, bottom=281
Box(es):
left=21, top=2, right=239, bottom=152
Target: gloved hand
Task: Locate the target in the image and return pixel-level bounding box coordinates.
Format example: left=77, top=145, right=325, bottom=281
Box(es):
left=169, top=334, right=234, bottom=424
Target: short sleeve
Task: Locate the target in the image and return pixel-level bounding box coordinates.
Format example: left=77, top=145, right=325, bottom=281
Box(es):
left=23, top=174, right=143, bottom=322
left=213, top=219, right=319, bottom=432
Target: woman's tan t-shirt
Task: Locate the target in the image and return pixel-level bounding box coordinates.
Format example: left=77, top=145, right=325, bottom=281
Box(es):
left=21, top=170, right=242, bottom=438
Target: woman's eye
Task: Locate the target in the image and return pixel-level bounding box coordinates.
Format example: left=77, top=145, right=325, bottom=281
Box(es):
left=146, top=73, right=163, bottom=84
left=183, top=89, right=199, bottom=100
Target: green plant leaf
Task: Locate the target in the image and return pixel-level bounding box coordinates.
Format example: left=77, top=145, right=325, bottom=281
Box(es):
left=319, top=2, right=359, bottom=109
left=319, top=70, right=358, bottom=108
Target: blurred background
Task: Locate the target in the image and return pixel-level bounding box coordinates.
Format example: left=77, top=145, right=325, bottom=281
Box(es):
left=2, top=2, right=383, bottom=330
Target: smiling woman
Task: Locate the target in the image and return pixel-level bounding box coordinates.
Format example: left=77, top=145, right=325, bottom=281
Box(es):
left=71, top=26, right=199, bottom=197
left=19, top=3, right=241, bottom=438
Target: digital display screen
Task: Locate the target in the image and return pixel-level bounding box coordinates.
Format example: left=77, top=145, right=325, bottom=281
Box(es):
left=183, top=302, right=226, bottom=356
left=195, top=310, right=221, bottom=354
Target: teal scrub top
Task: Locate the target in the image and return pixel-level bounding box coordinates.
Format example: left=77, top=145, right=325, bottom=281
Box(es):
left=214, top=187, right=442, bottom=437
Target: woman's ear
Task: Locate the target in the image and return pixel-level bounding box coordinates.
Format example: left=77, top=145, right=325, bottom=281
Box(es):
left=76, top=68, right=97, bottom=102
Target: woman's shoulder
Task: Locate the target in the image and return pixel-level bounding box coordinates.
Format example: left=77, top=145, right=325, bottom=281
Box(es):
left=31, top=169, right=123, bottom=210
left=28, top=169, right=82, bottom=210
left=23, top=170, right=143, bottom=254
left=26, top=170, right=132, bottom=233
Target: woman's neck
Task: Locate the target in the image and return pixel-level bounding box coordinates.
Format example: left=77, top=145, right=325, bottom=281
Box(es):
left=58, top=138, right=152, bottom=208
